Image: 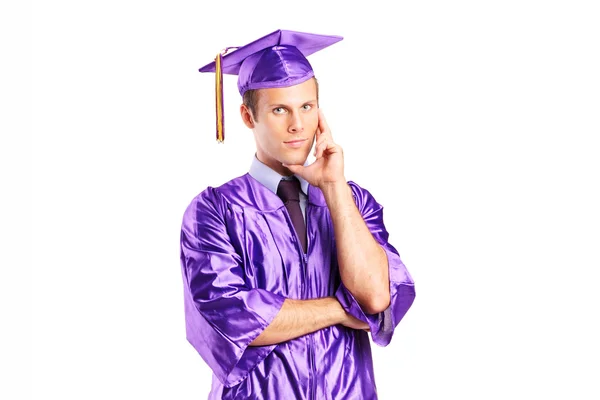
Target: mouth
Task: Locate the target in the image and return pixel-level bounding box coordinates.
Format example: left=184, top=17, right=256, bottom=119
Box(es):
left=284, top=139, right=306, bottom=149
left=284, top=139, right=307, bottom=144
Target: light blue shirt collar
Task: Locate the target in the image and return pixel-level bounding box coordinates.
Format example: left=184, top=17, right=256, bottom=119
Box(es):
left=249, top=154, right=309, bottom=196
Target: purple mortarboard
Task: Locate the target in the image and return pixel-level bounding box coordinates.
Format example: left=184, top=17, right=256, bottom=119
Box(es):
left=199, top=29, right=343, bottom=142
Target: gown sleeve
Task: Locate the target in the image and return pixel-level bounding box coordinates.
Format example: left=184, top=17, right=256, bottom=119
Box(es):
left=180, top=187, right=285, bottom=387
left=334, top=181, right=416, bottom=346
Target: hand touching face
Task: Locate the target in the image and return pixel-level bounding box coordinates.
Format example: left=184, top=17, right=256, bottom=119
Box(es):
left=282, top=109, right=345, bottom=188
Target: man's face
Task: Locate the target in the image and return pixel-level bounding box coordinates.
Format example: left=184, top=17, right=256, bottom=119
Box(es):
left=244, top=78, right=319, bottom=176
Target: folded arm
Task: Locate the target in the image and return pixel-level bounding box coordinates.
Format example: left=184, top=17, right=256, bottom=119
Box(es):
left=330, top=181, right=416, bottom=346
left=250, top=297, right=368, bottom=346
left=322, top=181, right=390, bottom=314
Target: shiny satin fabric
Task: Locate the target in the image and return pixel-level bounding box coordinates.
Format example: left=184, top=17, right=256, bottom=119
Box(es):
left=180, top=174, right=416, bottom=400
left=198, top=29, right=343, bottom=97
left=236, top=45, right=314, bottom=96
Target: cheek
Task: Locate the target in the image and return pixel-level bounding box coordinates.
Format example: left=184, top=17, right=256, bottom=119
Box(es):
left=263, top=114, right=281, bottom=128
left=256, top=117, right=285, bottom=143
left=306, top=114, right=319, bottom=131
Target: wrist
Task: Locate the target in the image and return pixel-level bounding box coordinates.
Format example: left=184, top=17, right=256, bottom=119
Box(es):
left=320, top=179, right=347, bottom=190
left=326, top=296, right=347, bottom=324
left=320, top=180, right=351, bottom=201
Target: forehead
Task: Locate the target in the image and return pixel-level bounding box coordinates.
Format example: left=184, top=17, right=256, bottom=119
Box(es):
left=257, top=78, right=317, bottom=106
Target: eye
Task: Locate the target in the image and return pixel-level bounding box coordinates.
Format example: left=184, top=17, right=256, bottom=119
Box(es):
left=273, top=107, right=287, bottom=114
left=302, top=104, right=313, bottom=111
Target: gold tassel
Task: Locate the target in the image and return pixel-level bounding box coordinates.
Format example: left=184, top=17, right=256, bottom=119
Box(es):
left=215, top=52, right=224, bottom=143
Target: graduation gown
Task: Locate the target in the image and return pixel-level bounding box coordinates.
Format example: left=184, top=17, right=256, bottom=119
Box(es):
left=180, top=173, right=415, bottom=400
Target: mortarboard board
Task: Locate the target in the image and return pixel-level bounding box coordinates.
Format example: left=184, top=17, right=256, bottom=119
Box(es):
left=199, top=29, right=343, bottom=143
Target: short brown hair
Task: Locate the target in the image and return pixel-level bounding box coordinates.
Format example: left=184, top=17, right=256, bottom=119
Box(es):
left=243, top=77, right=319, bottom=121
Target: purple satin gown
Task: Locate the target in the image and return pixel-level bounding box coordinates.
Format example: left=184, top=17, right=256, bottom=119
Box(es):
left=180, top=173, right=415, bottom=399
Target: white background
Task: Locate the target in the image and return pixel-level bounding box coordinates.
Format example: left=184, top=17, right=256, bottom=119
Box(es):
left=22, top=0, right=600, bottom=398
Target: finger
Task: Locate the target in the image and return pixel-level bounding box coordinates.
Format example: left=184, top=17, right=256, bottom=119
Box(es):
left=316, top=139, right=329, bottom=159
left=315, top=135, right=327, bottom=149
left=314, top=135, right=327, bottom=156
left=312, top=128, right=321, bottom=156
left=318, top=109, right=332, bottom=138
left=318, top=140, right=336, bottom=159
left=291, top=160, right=317, bottom=181
left=319, top=136, right=338, bottom=159
left=315, top=143, right=323, bottom=159
left=281, top=163, right=304, bottom=176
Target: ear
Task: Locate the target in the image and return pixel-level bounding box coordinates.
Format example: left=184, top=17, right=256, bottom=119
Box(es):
left=240, top=104, right=255, bottom=129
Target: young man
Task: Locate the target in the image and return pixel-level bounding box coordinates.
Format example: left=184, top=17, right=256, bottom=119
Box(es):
left=180, top=30, right=416, bottom=400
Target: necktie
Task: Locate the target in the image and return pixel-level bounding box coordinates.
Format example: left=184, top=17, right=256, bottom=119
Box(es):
left=276, top=177, right=307, bottom=253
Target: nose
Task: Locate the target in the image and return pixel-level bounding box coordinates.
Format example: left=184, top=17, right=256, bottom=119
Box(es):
left=288, top=111, right=304, bottom=134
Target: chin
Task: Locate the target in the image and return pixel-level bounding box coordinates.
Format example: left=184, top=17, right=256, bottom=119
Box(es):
left=285, top=152, right=308, bottom=165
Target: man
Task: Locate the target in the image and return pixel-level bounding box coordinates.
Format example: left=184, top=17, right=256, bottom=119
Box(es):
left=180, top=29, right=416, bottom=400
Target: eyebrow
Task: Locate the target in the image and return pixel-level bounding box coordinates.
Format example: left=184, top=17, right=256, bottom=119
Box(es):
left=268, top=100, right=318, bottom=108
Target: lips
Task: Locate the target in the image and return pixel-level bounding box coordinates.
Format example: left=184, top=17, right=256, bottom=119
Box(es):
left=284, top=139, right=306, bottom=149
left=284, top=139, right=306, bottom=144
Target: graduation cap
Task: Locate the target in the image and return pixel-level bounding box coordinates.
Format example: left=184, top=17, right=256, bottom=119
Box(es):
left=199, top=29, right=343, bottom=142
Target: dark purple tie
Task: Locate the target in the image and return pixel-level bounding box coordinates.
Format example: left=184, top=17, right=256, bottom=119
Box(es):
left=277, top=177, right=307, bottom=253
